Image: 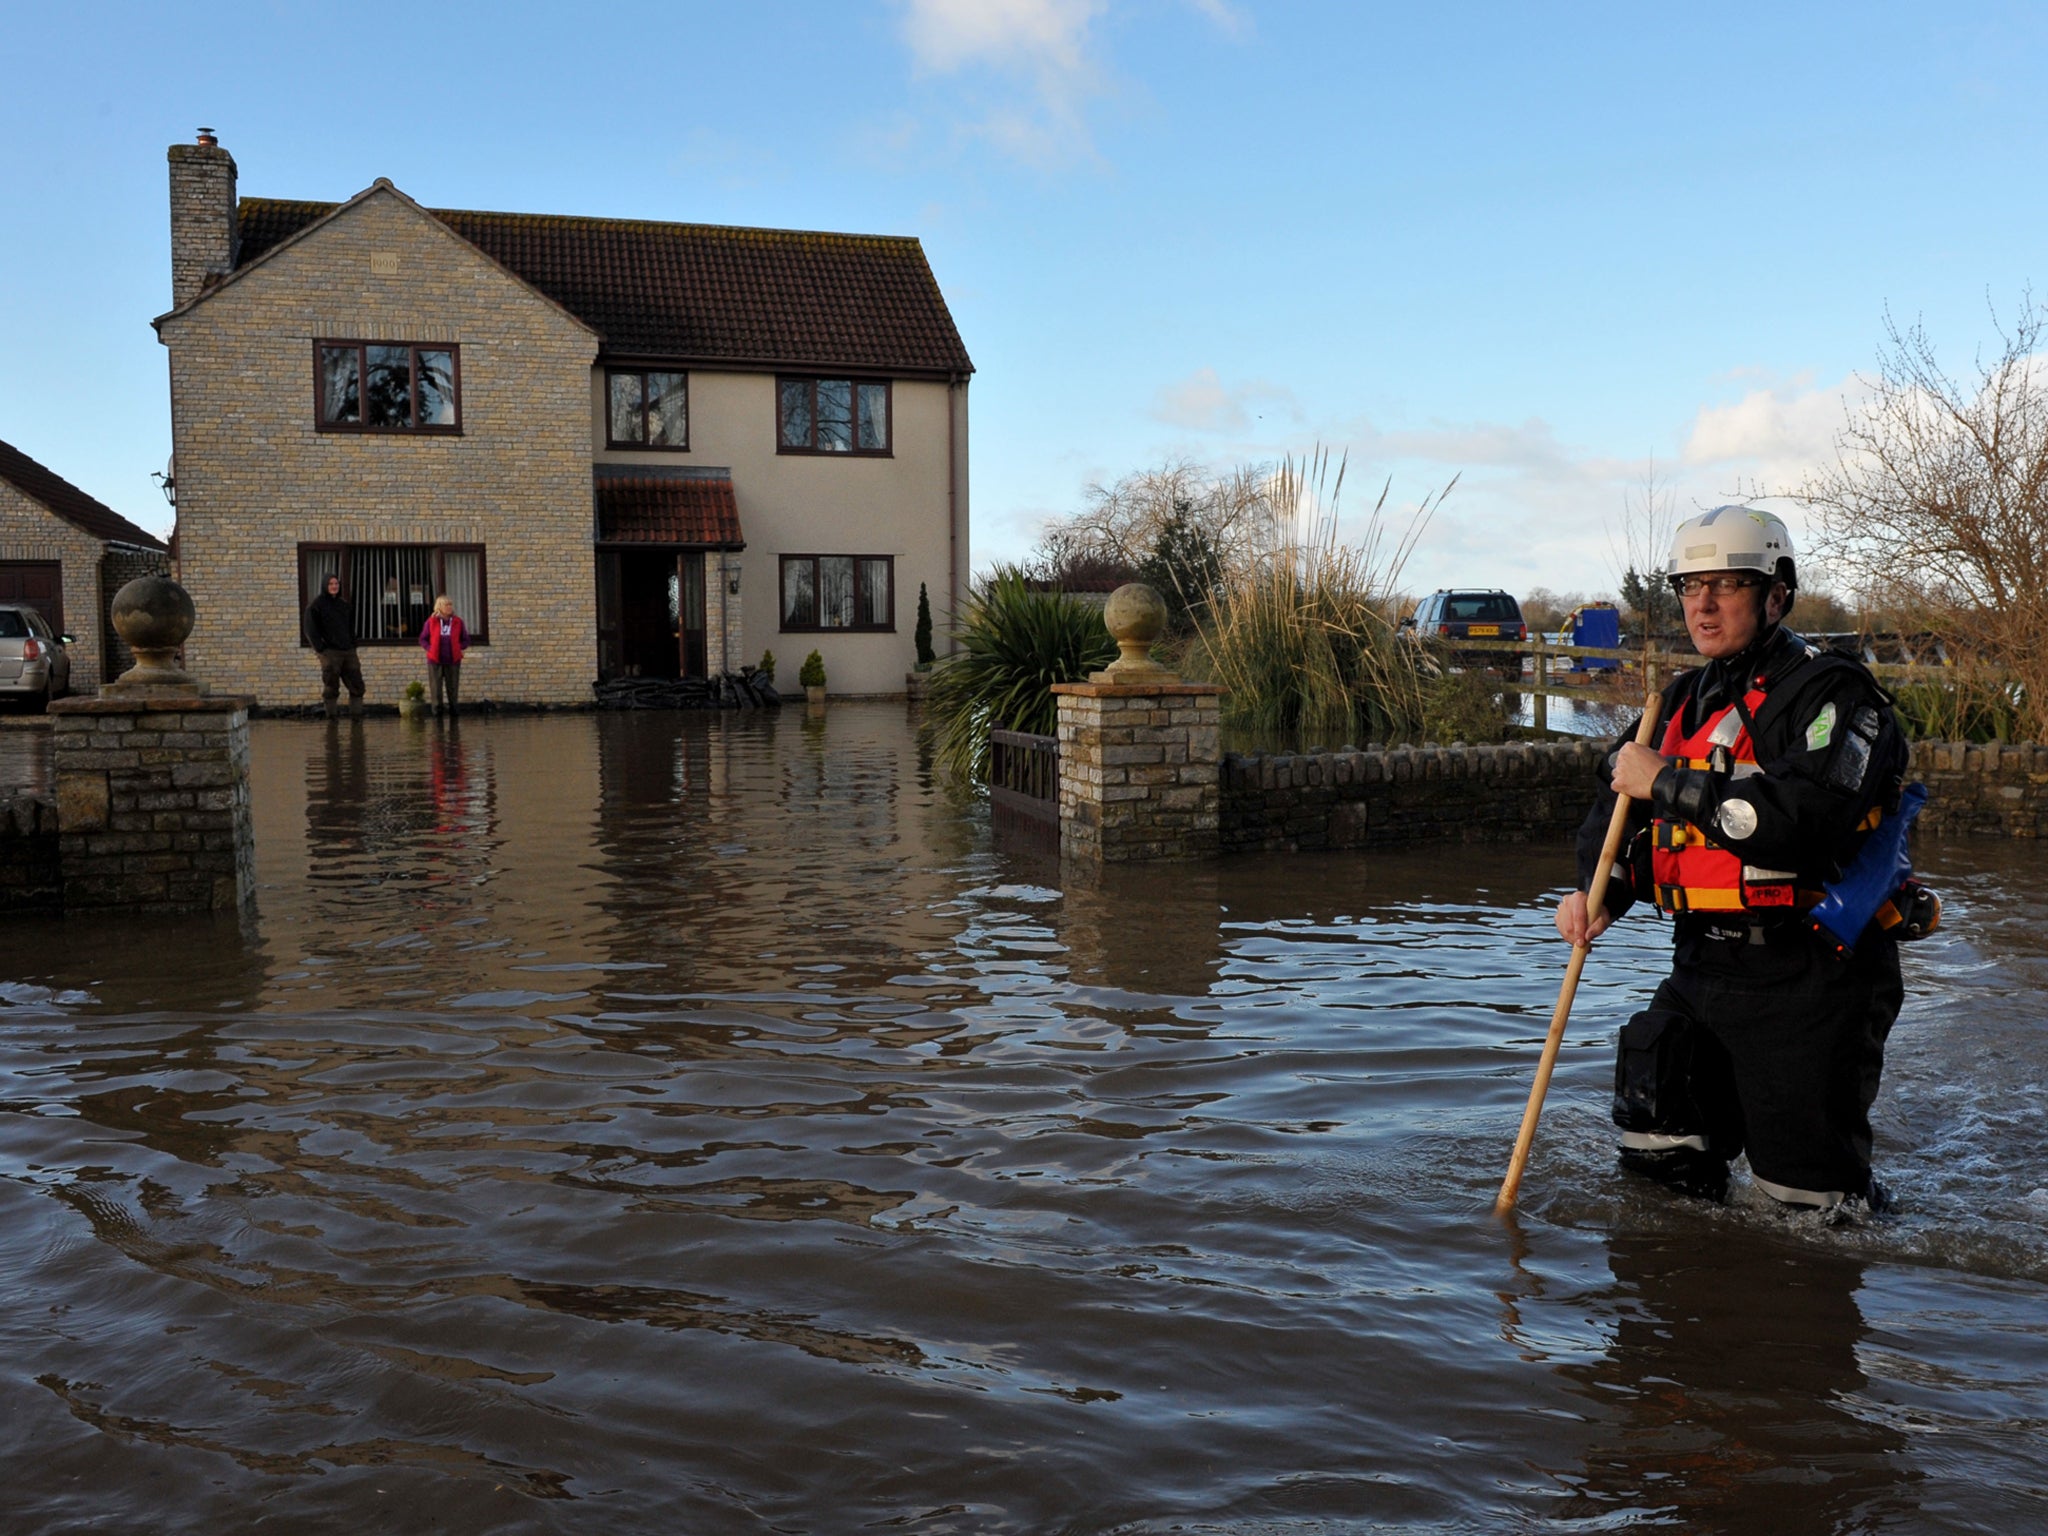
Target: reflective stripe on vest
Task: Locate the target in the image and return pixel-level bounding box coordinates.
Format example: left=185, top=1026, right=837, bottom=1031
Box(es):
left=1650, top=681, right=1805, bottom=915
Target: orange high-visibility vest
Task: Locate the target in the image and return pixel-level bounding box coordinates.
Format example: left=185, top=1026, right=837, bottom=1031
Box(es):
left=1650, top=682, right=1806, bottom=914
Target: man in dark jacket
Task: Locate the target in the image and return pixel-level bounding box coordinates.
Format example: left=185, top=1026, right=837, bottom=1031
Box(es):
left=304, top=572, right=365, bottom=719
left=1555, top=507, right=1910, bottom=1211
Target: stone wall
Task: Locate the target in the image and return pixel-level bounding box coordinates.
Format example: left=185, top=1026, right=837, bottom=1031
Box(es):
left=1220, top=736, right=2048, bottom=853
left=0, top=791, right=60, bottom=909
left=1221, top=740, right=1604, bottom=853
left=1910, top=741, right=2048, bottom=836
left=50, top=697, right=254, bottom=911
left=1054, top=681, right=1223, bottom=863
left=158, top=185, right=601, bottom=707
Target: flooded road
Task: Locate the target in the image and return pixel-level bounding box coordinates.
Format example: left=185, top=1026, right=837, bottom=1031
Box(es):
left=3, top=706, right=2046, bottom=1533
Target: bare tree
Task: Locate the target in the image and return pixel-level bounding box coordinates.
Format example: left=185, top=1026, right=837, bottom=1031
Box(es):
left=1607, top=459, right=1680, bottom=642
left=1797, top=297, right=2048, bottom=735
left=1028, top=457, right=1289, bottom=586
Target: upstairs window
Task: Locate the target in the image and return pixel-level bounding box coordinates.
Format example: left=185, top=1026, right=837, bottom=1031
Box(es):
left=778, top=377, right=890, bottom=455
left=607, top=368, right=689, bottom=449
left=780, top=554, right=894, bottom=631
left=318, top=342, right=460, bottom=432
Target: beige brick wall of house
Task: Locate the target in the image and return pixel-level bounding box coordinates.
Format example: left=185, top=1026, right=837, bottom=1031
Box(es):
left=0, top=483, right=113, bottom=691
left=593, top=371, right=969, bottom=696
left=159, top=187, right=600, bottom=706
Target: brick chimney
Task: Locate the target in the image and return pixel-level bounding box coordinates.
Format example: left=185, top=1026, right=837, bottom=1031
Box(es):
left=168, top=128, right=238, bottom=310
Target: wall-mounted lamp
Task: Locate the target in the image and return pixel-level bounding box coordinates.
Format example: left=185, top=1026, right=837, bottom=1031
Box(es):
left=151, top=457, right=176, bottom=508
left=722, top=559, right=742, bottom=596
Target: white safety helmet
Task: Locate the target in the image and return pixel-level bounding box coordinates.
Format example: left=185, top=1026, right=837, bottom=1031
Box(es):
left=1666, top=506, right=1797, bottom=599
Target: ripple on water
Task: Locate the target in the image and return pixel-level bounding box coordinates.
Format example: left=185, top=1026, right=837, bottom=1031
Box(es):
left=1, top=710, right=2046, bottom=1532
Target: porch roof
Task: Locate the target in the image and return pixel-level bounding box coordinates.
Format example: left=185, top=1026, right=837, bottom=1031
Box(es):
left=594, top=468, right=745, bottom=548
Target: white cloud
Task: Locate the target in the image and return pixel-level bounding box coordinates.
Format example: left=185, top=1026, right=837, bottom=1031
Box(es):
left=1681, top=377, right=1852, bottom=476
left=898, top=0, right=1107, bottom=164
left=1180, top=0, right=1250, bottom=37
left=977, top=371, right=1875, bottom=600
left=1151, top=367, right=1300, bottom=432
left=893, top=0, right=1244, bottom=165
left=900, top=0, right=1104, bottom=74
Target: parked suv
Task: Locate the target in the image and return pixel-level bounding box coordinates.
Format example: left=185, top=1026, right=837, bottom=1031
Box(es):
left=0, top=603, right=72, bottom=709
left=1400, top=589, right=1527, bottom=672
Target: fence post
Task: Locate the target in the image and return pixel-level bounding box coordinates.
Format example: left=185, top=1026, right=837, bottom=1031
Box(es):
left=1531, top=634, right=1548, bottom=735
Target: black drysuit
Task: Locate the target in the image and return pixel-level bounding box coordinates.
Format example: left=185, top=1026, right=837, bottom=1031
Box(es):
left=1574, top=626, right=1909, bottom=1203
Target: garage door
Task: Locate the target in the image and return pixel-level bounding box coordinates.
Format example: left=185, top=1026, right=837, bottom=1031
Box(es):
left=0, top=562, right=63, bottom=632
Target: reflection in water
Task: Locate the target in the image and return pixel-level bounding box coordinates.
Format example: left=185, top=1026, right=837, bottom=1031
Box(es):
left=1, top=723, right=51, bottom=795
left=2, top=708, right=2047, bottom=1532
left=1551, top=1230, right=1915, bottom=1531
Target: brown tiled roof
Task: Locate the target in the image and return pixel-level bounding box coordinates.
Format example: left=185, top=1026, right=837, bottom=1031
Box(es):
left=595, top=471, right=745, bottom=548
left=0, top=438, right=168, bottom=550
left=237, top=198, right=974, bottom=377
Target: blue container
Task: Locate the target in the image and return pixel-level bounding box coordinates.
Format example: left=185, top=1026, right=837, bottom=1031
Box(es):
left=1571, top=604, right=1621, bottom=669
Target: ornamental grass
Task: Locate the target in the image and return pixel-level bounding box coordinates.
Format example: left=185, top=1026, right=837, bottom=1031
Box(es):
left=1184, top=451, right=1453, bottom=747
left=922, top=566, right=1117, bottom=785
left=1890, top=662, right=2026, bottom=742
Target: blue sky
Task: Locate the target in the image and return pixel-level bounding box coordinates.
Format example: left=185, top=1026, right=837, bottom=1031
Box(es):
left=4, top=1, right=2045, bottom=601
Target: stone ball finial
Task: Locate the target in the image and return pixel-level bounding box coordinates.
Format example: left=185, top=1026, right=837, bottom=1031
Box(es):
left=1091, top=582, right=1179, bottom=684
left=107, top=574, right=201, bottom=695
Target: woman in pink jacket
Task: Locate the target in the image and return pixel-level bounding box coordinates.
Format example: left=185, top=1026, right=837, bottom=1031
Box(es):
left=418, top=595, right=469, bottom=718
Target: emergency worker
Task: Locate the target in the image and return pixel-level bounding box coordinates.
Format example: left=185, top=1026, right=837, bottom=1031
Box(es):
left=1554, top=507, right=1912, bottom=1210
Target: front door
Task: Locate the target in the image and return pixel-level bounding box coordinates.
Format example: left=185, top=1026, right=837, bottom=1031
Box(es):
left=597, top=550, right=707, bottom=680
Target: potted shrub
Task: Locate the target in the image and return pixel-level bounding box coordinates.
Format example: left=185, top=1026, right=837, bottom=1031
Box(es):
left=758, top=649, right=776, bottom=686
left=799, top=649, right=826, bottom=705
left=399, top=679, right=427, bottom=719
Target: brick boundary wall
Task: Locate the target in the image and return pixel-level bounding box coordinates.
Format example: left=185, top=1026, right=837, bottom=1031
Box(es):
left=1053, top=681, right=1224, bottom=864
left=49, top=696, right=256, bottom=912
left=1221, top=740, right=1606, bottom=854
left=1221, top=738, right=2048, bottom=854
left=1909, top=741, right=2048, bottom=837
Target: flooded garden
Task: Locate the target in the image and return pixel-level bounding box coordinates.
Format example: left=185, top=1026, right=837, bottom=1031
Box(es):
left=3, top=704, right=2046, bottom=1532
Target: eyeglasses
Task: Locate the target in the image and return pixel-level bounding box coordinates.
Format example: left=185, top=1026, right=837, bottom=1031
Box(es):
left=1673, top=574, right=1765, bottom=599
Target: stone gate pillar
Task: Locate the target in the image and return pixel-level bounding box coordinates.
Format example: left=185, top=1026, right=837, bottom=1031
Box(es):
left=49, top=574, right=255, bottom=912
left=1051, top=583, right=1223, bottom=864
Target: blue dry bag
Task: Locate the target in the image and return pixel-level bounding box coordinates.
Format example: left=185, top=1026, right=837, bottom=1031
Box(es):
left=1807, top=781, right=1928, bottom=955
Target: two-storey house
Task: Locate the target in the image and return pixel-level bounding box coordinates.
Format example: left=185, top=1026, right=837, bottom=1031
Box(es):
left=155, top=131, right=971, bottom=705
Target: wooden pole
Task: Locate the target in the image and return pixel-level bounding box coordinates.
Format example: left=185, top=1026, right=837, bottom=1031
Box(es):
left=1531, top=633, right=1548, bottom=735
left=1493, top=692, right=1664, bottom=1214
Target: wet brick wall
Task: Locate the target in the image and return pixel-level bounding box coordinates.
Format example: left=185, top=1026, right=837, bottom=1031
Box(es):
left=1220, top=740, right=1607, bottom=854
left=1220, top=737, right=2048, bottom=854
left=1910, top=741, right=2048, bottom=837
left=49, top=697, right=255, bottom=911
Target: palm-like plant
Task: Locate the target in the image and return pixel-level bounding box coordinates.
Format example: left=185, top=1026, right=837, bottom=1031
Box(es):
left=922, top=566, right=1117, bottom=784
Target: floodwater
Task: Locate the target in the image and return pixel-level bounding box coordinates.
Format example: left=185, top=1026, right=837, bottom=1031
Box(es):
left=3, top=705, right=2046, bottom=1534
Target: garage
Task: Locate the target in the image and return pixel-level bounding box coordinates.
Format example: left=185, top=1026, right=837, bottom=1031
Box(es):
left=0, top=561, right=63, bottom=632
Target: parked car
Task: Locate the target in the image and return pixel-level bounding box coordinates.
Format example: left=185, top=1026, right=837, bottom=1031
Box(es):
left=1400, top=589, right=1527, bottom=672
left=0, top=603, right=72, bottom=709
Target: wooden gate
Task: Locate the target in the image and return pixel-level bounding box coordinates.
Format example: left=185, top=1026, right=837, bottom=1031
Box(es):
left=989, top=729, right=1059, bottom=845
